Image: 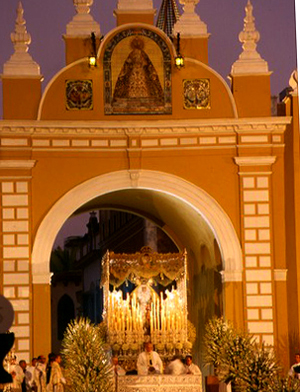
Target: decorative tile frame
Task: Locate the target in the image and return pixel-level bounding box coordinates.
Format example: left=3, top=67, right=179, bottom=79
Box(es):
left=103, top=28, right=172, bottom=115
left=183, top=79, right=210, bottom=110
left=65, top=80, right=93, bottom=110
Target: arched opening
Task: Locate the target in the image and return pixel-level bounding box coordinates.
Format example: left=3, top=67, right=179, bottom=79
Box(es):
left=32, top=170, right=243, bottom=368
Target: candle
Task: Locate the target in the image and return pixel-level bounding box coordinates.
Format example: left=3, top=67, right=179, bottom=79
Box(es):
left=153, top=300, right=156, bottom=331
left=150, top=305, right=153, bottom=333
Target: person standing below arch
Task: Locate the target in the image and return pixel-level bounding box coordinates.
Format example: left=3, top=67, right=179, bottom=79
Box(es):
left=137, top=342, right=163, bottom=375
left=48, top=355, right=65, bottom=392
left=289, top=353, right=300, bottom=379
left=185, top=355, right=201, bottom=375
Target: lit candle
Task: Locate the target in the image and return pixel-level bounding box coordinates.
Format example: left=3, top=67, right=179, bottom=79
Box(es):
left=150, top=304, right=153, bottom=333
left=153, top=300, right=156, bottom=331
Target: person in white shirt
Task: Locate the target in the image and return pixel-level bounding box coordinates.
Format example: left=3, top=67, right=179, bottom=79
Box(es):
left=11, top=360, right=26, bottom=392
left=137, top=342, right=163, bottom=375
left=185, top=355, right=201, bottom=375
left=112, top=357, right=126, bottom=376
left=164, top=356, right=186, bottom=375
left=34, top=356, right=47, bottom=392
left=26, top=358, right=37, bottom=391
left=289, top=353, right=300, bottom=380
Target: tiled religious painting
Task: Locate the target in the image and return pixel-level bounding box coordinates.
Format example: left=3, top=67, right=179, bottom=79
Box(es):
left=103, top=29, right=172, bottom=115
left=183, top=79, right=210, bottom=110
left=65, top=80, right=93, bottom=110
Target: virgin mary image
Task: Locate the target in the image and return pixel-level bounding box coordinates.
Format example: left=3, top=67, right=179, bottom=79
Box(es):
left=112, top=36, right=164, bottom=113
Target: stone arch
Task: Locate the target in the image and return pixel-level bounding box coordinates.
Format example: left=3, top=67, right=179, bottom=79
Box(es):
left=32, top=169, right=242, bottom=284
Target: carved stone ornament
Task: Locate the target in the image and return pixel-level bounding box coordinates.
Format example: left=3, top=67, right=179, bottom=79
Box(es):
left=173, top=0, right=208, bottom=37
left=65, top=80, right=93, bottom=110
left=183, top=79, right=210, bottom=109
left=117, top=374, right=202, bottom=392
left=65, top=0, right=100, bottom=37
left=231, top=0, right=269, bottom=75
left=3, top=2, right=40, bottom=76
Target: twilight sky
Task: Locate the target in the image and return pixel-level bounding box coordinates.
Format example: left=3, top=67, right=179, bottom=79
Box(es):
left=0, top=0, right=298, bottom=120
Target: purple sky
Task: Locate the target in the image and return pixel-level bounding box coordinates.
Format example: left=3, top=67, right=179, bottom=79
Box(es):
left=0, top=0, right=298, bottom=247
left=0, top=0, right=297, bottom=120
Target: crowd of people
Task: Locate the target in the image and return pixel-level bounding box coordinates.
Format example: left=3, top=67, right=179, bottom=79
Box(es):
left=8, top=343, right=200, bottom=392
left=8, top=348, right=300, bottom=391
left=9, top=354, right=65, bottom=392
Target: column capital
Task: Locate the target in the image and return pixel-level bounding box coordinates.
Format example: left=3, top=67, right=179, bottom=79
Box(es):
left=220, top=270, right=243, bottom=283
left=234, top=156, right=276, bottom=167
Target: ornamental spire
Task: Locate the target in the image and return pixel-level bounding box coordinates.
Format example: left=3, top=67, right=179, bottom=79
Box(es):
left=173, top=0, right=208, bottom=37
left=3, top=2, right=40, bottom=76
left=231, top=0, right=269, bottom=75
left=156, top=0, right=181, bottom=38
left=66, top=0, right=100, bottom=37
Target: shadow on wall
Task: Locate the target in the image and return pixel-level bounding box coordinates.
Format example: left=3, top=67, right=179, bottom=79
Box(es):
left=189, top=242, right=223, bottom=375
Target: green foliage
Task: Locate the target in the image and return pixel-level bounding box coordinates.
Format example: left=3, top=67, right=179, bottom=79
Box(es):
left=237, top=342, right=280, bottom=392
left=61, top=318, right=114, bottom=392
left=272, top=376, right=300, bottom=392
left=204, top=317, right=299, bottom=392
left=204, top=317, right=253, bottom=385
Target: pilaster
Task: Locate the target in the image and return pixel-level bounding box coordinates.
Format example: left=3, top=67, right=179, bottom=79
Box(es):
left=114, top=0, right=156, bottom=26
left=0, top=160, right=36, bottom=362
left=173, top=0, right=209, bottom=64
left=64, top=0, right=101, bottom=65
left=1, top=2, right=42, bottom=120
left=234, top=156, right=287, bottom=351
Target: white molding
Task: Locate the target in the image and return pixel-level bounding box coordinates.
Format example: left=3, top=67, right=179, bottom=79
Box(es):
left=220, top=270, right=243, bottom=283
left=234, top=156, right=277, bottom=167
left=31, top=170, right=243, bottom=284
left=0, top=160, right=36, bottom=170
left=0, top=118, right=292, bottom=137
left=273, top=269, right=288, bottom=281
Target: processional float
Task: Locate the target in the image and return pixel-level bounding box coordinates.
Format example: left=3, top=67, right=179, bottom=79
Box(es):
left=101, top=246, right=195, bottom=369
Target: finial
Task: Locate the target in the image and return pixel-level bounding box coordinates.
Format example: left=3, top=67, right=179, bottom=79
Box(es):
left=231, top=0, right=269, bottom=75
left=173, top=0, right=208, bottom=37
left=289, top=69, right=298, bottom=95
left=116, top=0, right=154, bottom=11
left=66, top=0, right=100, bottom=37
left=3, top=2, right=40, bottom=76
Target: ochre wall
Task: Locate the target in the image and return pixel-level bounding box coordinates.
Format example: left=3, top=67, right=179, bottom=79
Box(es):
left=2, top=78, right=42, bottom=120
left=231, top=74, right=271, bottom=117
left=30, top=147, right=240, bottom=240
left=39, top=59, right=236, bottom=121
left=38, top=25, right=236, bottom=121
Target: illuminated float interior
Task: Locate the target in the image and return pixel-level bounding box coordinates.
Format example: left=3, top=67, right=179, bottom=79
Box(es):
left=101, top=246, right=194, bottom=370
